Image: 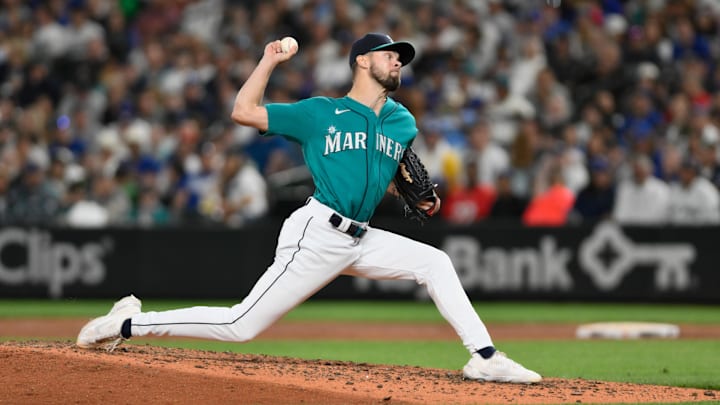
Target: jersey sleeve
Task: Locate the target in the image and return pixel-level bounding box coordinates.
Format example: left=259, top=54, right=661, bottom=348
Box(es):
left=265, top=98, right=319, bottom=143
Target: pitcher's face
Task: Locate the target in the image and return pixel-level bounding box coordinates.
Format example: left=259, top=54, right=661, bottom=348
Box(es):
left=368, top=50, right=401, bottom=91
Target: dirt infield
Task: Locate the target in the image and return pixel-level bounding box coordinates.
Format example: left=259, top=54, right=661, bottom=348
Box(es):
left=1, top=319, right=719, bottom=404
left=1, top=340, right=718, bottom=405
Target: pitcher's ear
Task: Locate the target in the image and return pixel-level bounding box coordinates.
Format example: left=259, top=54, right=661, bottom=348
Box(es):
left=355, top=54, right=369, bottom=69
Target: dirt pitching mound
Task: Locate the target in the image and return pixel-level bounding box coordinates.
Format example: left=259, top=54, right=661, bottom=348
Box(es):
left=1, top=341, right=717, bottom=404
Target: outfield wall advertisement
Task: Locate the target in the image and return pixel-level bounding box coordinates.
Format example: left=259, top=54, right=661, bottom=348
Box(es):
left=0, top=220, right=716, bottom=302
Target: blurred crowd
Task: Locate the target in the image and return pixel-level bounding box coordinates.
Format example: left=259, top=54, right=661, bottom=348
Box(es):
left=2, top=0, right=720, bottom=228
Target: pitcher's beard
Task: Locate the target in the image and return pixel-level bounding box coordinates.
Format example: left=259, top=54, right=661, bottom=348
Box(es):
left=370, top=65, right=400, bottom=91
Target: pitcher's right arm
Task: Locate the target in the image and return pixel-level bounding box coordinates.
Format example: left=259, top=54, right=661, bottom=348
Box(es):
left=231, top=40, right=298, bottom=132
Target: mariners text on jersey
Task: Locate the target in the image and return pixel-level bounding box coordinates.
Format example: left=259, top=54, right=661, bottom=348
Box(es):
left=323, top=130, right=404, bottom=162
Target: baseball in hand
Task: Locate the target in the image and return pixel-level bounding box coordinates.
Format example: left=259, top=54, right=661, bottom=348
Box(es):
left=280, top=36, right=298, bottom=53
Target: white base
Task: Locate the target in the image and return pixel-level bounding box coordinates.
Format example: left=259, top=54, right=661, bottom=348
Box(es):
left=576, top=322, right=680, bottom=339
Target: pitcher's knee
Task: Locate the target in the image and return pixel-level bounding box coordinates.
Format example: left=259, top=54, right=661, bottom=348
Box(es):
left=426, top=249, right=456, bottom=277
left=226, top=323, right=262, bottom=342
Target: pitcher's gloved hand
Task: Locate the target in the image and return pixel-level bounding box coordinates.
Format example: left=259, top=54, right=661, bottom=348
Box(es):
left=392, top=147, right=440, bottom=224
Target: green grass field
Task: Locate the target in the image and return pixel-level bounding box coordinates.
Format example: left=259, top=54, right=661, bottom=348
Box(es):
left=1, top=300, right=719, bottom=391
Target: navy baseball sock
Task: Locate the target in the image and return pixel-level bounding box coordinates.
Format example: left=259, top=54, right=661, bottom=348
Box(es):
left=477, top=346, right=496, bottom=359
left=120, top=318, right=132, bottom=339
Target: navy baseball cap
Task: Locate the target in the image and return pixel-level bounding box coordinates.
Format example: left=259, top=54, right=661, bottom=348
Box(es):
left=349, top=33, right=415, bottom=67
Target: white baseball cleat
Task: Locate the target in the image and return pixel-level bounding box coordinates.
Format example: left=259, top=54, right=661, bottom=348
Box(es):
left=463, top=351, right=542, bottom=384
left=76, top=295, right=141, bottom=352
left=108, top=294, right=141, bottom=315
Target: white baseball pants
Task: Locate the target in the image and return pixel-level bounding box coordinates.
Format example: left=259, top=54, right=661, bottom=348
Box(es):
left=130, top=198, right=494, bottom=353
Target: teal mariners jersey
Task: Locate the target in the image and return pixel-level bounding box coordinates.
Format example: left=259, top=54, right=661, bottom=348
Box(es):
left=265, top=96, right=417, bottom=222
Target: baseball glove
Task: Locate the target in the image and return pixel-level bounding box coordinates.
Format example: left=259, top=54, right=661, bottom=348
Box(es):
left=393, top=147, right=440, bottom=224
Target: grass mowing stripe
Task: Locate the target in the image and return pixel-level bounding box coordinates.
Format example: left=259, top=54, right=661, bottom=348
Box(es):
left=124, top=339, right=720, bottom=391
left=285, top=301, right=720, bottom=324
left=2, top=300, right=720, bottom=324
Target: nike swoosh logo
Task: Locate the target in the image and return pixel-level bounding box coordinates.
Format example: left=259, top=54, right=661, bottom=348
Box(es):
left=335, top=108, right=350, bottom=115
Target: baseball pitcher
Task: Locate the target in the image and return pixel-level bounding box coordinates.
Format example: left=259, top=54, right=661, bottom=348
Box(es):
left=77, top=33, right=541, bottom=384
